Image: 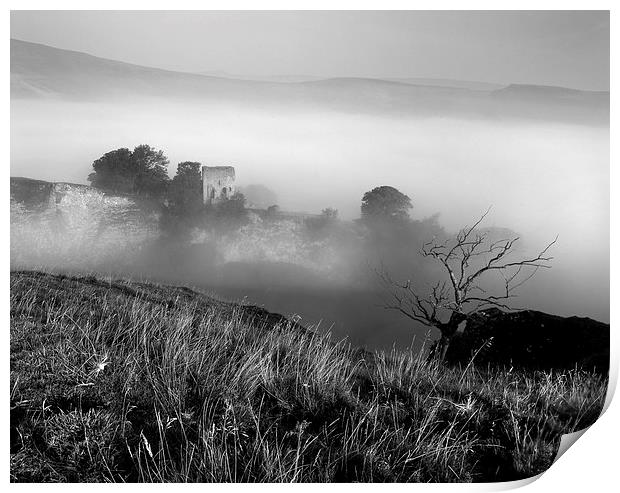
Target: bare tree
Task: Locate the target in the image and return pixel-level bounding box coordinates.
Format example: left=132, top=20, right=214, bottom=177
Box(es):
left=378, top=209, right=557, bottom=361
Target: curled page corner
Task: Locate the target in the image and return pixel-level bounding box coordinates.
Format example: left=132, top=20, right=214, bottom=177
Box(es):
left=498, top=473, right=542, bottom=490
left=554, top=427, right=590, bottom=464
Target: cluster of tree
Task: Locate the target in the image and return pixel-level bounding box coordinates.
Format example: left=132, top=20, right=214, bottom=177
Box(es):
left=88, top=145, right=170, bottom=198
left=88, top=146, right=414, bottom=225
left=89, top=146, right=248, bottom=233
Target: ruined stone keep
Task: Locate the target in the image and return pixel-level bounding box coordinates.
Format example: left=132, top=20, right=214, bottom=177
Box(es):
left=202, top=166, right=236, bottom=205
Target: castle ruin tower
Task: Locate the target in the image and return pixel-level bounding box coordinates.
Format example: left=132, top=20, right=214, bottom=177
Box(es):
left=202, top=166, right=236, bottom=205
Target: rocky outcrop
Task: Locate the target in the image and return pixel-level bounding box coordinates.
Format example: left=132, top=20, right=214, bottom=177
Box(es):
left=444, top=308, right=609, bottom=373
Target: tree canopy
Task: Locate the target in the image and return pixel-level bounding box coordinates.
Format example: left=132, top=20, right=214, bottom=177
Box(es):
left=88, top=144, right=170, bottom=198
left=168, top=161, right=203, bottom=217
left=361, top=186, right=412, bottom=222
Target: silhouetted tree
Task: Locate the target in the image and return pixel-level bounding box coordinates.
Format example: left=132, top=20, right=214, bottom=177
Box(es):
left=131, top=145, right=170, bottom=198
left=168, top=161, right=203, bottom=217
left=361, top=186, right=412, bottom=222
left=88, top=148, right=134, bottom=194
left=88, top=144, right=169, bottom=198
left=379, top=209, right=556, bottom=361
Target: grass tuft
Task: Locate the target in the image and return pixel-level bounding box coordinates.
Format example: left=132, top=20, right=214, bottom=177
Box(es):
left=10, top=270, right=608, bottom=482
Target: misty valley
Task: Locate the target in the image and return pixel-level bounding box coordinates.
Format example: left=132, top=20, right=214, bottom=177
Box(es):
left=9, top=28, right=610, bottom=484
left=9, top=172, right=449, bottom=350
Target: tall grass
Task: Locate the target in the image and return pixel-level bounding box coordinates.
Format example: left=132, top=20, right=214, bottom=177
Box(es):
left=10, top=270, right=608, bottom=482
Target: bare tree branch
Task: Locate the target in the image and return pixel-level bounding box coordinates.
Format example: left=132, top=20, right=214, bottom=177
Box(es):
left=378, top=209, right=557, bottom=360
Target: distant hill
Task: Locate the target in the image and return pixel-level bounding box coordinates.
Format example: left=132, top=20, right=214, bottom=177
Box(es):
left=194, top=72, right=506, bottom=91
left=387, top=77, right=506, bottom=91
left=11, top=38, right=608, bottom=124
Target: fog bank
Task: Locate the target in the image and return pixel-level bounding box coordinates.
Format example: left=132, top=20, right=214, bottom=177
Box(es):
left=10, top=98, right=609, bottom=346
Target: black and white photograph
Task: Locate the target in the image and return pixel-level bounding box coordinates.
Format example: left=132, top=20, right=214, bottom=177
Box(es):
left=8, top=7, right=612, bottom=484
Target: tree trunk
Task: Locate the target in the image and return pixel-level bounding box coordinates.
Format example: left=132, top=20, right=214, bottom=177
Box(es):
left=436, top=334, right=451, bottom=361
left=435, top=311, right=468, bottom=362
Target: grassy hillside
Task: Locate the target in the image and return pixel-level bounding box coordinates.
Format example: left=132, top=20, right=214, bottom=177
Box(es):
left=10, top=271, right=607, bottom=482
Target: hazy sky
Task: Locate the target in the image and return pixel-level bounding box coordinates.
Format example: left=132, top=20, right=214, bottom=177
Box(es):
left=11, top=10, right=609, bottom=90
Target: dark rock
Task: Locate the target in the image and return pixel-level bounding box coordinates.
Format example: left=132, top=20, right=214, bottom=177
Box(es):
left=444, top=308, right=609, bottom=373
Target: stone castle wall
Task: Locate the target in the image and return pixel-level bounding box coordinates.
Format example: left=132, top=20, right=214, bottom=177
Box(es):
left=202, top=166, right=235, bottom=205
left=10, top=177, right=161, bottom=268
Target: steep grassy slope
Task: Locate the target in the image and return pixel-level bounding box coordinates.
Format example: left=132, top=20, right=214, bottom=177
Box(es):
left=10, top=271, right=607, bottom=482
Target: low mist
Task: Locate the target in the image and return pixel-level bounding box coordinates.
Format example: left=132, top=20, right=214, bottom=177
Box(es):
left=10, top=98, right=609, bottom=348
